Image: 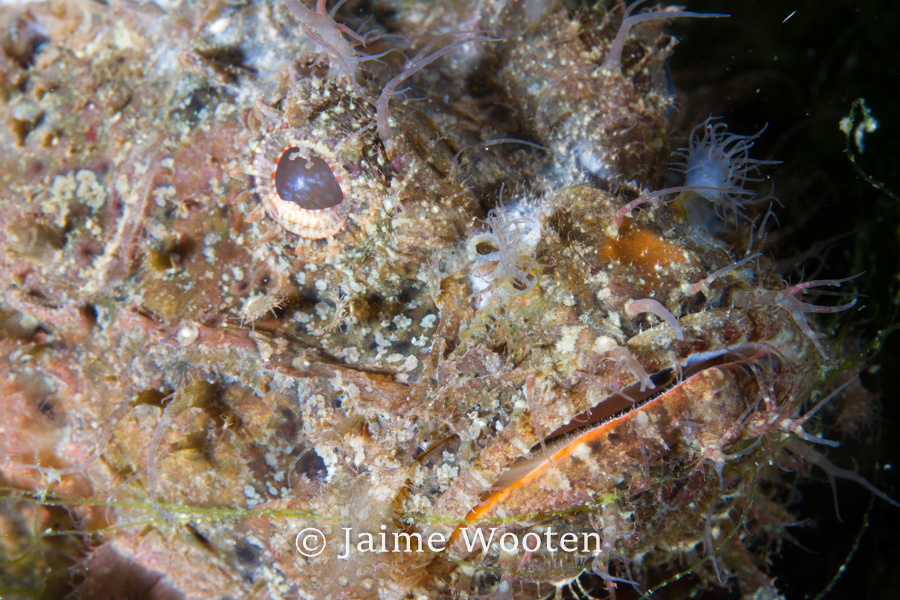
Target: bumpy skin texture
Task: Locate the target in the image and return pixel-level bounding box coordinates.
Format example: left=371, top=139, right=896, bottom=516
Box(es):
left=0, top=1, right=873, bottom=599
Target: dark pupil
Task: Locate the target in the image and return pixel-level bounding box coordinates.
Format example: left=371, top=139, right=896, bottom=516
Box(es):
left=274, top=148, right=344, bottom=210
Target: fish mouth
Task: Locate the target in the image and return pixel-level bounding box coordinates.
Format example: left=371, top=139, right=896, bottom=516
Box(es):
left=446, top=342, right=784, bottom=579
left=482, top=344, right=779, bottom=498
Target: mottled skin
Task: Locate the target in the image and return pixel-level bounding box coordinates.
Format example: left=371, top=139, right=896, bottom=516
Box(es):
left=0, top=1, right=869, bottom=599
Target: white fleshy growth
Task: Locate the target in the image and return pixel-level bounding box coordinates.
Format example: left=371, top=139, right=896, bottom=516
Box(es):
left=467, top=200, right=543, bottom=310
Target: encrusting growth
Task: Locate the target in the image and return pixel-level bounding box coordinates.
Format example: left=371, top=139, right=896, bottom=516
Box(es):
left=2, top=1, right=894, bottom=599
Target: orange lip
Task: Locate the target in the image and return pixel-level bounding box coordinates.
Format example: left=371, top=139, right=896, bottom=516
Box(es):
left=451, top=352, right=767, bottom=544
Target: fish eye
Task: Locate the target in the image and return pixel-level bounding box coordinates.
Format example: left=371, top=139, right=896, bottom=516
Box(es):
left=274, top=148, right=344, bottom=211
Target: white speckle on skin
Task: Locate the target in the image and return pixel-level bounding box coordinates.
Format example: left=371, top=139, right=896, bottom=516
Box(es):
left=243, top=484, right=260, bottom=507
left=394, top=314, right=412, bottom=330
left=314, top=301, right=330, bottom=318
left=76, top=170, right=108, bottom=210
left=254, top=337, right=275, bottom=362
left=340, top=346, right=361, bottom=363
left=435, top=463, right=459, bottom=490
left=176, top=321, right=199, bottom=346
left=151, top=185, right=176, bottom=207
left=592, top=336, right=618, bottom=354
left=208, top=17, right=230, bottom=35
left=264, top=452, right=278, bottom=468
left=556, top=325, right=583, bottom=355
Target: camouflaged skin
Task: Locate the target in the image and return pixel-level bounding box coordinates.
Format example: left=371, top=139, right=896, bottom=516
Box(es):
left=0, top=1, right=872, bottom=599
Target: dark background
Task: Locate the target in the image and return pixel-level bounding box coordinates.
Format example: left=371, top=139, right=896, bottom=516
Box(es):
left=668, top=1, right=900, bottom=599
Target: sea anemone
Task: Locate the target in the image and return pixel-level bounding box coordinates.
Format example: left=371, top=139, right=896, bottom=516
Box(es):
left=671, top=116, right=780, bottom=224
left=608, top=117, right=779, bottom=235
left=467, top=202, right=540, bottom=310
